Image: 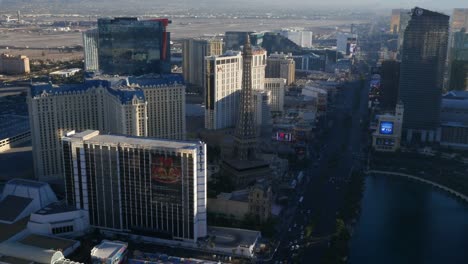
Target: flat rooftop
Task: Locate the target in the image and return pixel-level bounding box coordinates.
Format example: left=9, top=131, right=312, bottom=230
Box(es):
left=0, top=217, right=28, bottom=243
left=35, top=202, right=78, bottom=215
left=0, top=255, right=33, bottom=264
left=131, top=252, right=218, bottom=264
left=6, top=178, right=48, bottom=189
left=66, top=130, right=202, bottom=151
left=0, top=195, right=33, bottom=223
left=91, top=241, right=127, bottom=259
left=223, top=159, right=270, bottom=171
left=19, top=234, right=78, bottom=251
left=217, top=190, right=249, bottom=202
left=208, top=226, right=260, bottom=248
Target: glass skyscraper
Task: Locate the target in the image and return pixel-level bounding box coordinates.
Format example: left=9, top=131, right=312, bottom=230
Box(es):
left=398, top=7, right=449, bottom=142
left=83, top=28, right=99, bottom=71
left=448, top=29, right=468, bottom=91
left=380, top=60, right=400, bottom=111
left=97, top=17, right=171, bottom=75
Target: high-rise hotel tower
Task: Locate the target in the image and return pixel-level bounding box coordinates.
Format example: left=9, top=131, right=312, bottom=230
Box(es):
left=62, top=130, right=207, bottom=242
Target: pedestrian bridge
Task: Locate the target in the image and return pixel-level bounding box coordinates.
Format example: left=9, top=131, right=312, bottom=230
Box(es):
left=366, top=170, right=468, bottom=203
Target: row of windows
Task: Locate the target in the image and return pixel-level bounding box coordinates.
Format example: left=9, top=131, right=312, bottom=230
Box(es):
left=52, top=225, right=74, bottom=234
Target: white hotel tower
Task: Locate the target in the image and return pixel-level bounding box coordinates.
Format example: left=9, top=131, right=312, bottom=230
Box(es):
left=204, top=48, right=267, bottom=130
left=62, top=130, right=207, bottom=242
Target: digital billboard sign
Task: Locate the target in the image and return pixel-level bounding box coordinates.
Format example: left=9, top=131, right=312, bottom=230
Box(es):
left=275, top=132, right=292, bottom=142
left=379, top=121, right=394, bottom=135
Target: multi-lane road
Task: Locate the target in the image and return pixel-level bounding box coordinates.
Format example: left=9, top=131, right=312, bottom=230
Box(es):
left=271, top=75, right=370, bottom=263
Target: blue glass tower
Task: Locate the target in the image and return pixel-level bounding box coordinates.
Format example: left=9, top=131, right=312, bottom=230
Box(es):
left=97, top=17, right=171, bottom=75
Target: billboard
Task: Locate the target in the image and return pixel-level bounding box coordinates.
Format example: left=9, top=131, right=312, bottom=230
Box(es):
left=275, top=132, right=292, bottom=142
left=379, top=121, right=394, bottom=135
left=151, top=153, right=183, bottom=204
left=151, top=154, right=182, bottom=184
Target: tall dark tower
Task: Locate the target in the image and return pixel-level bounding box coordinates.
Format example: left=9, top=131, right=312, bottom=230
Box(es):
left=234, top=35, right=257, bottom=160
left=398, top=7, right=449, bottom=143
left=380, top=60, right=400, bottom=111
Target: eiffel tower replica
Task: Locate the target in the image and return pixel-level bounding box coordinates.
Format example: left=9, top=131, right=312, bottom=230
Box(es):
left=222, top=35, right=271, bottom=188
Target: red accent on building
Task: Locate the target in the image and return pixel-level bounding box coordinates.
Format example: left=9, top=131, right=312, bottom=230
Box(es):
left=150, top=18, right=171, bottom=61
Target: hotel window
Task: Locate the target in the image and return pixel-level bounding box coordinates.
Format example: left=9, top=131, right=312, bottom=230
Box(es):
left=52, top=225, right=74, bottom=234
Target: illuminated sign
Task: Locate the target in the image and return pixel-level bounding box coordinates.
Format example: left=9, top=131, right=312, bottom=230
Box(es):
left=198, top=144, right=205, bottom=172
left=379, top=121, right=394, bottom=135
left=275, top=132, right=292, bottom=142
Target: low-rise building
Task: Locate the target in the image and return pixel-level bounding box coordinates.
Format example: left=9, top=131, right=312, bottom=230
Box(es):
left=91, top=240, right=128, bottom=264
left=372, top=102, right=404, bottom=152
left=0, top=54, right=30, bottom=74
left=248, top=181, right=272, bottom=223
left=208, top=181, right=272, bottom=223
left=259, top=153, right=289, bottom=179
left=49, top=68, right=81, bottom=78
left=206, top=226, right=260, bottom=258
left=440, top=91, right=468, bottom=149
left=0, top=179, right=82, bottom=264
left=27, top=202, right=89, bottom=237
left=208, top=190, right=250, bottom=220
left=0, top=179, right=58, bottom=224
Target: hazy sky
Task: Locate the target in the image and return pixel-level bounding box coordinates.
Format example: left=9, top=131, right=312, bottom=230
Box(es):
left=0, top=0, right=466, bottom=12
left=247, top=0, right=467, bottom=9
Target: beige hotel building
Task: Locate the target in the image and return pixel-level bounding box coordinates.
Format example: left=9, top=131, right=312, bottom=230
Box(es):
left=28, top=76, right=185, bottom=182
left=204, top=48, right=267, bottom=130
